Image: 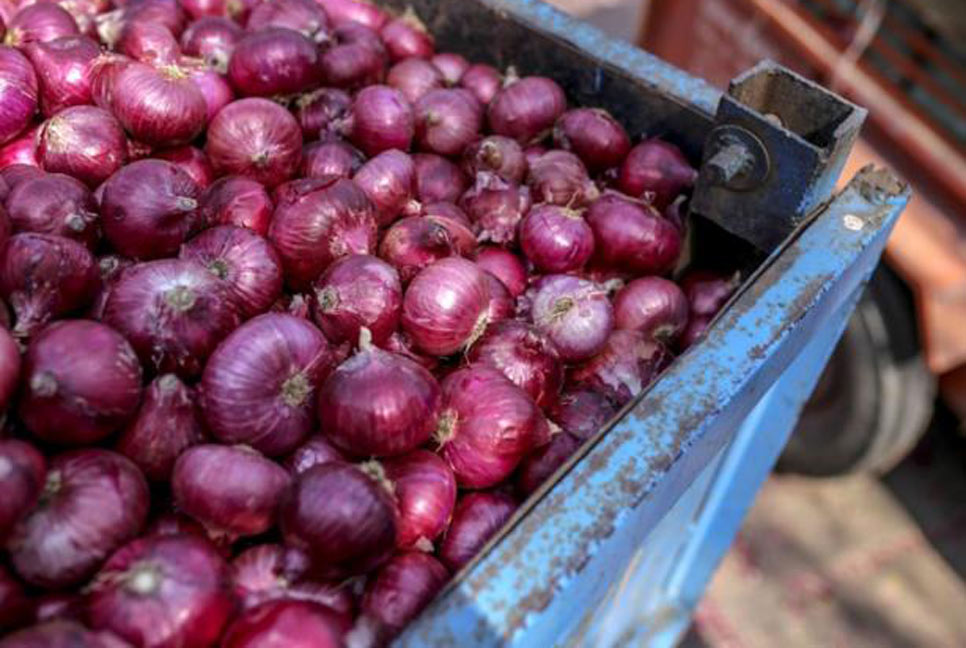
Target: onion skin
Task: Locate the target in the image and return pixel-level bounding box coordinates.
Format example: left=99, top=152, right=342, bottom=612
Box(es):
left=353, top=149, right=415, bottom=226
left=295, top=87, right=351, bottom=140
left=316, top=0, right=386, bottom=30
left=530, top=274, right=614, bottom=362
left=0, top=46, right=38, bottom=146
left=550, top=388, right=617, bottom=440
left=312, top=254, right=401, bottom=346
left=415, top=88, right=482, bottom=156
left=199, top=175, right=273, bottom=235
left=460, top=171, right=532, bottom=246
left=0, top=439, right=45, bottom=541
left=570, top=329, right=671, bottom=406
left=300, top=139, right=364, bottom=180
left=462, top=135, right=526, bottom=183
left=413, top=152, right=467, bottom=204
left=110, top=61, right=207, bottom=146
left=200, top=313, right=333, bottom=456
left=0, top=165, right=44, bottom=191
left=154, top=145, right=214, bottom=189
left=613, top=276, right=689, bottom=343
left=269, top=177, right=378, bottom=290
left=436, top=367, right=551, bottom=488
left=488, top=76, right=567, bottom=144
left=0, top=327, right=19, bottom=413
left=585, top=193, right=681, bottom=275
left=173, top=443, right=291, bottom=538
left=380, top=10, right=434, bottom=62
left=618, top=139, right=697, bottom=209
left=279, top=462, right=398, bottom=578
left=0, top=620, right=133, bottom=647
left=382, top=450, right=456, bottom=551
left=516, top=431, right=581, bottom=496
left=284, top=434, right=346, bottom=475
left=519, top=204, right=595, bottom=273
left=5, top=172, right=99, bottom=248
left=439, top=491, right=516, bottom=571
left=483, top=272, right=514, bottom=325
left=319, top=24, right=386, bottom=90
left=468, top=320, right=563, bottom=410
left=23, top=35, right=99, bottom=116
left=381, top=329, right=437, bottom=372
left=115, top=374, right=203, bottom=482
left=0, top=126, right=40, bottom=169
left=459, top=63, right=500, bottom=105
left=358, top=552, right=448, bottom=642
left=206, top=97, right=303, bottom=188
left=474, top=246, right=527, bottom=297
left=180, top=224, right=283, bottom=318
left=181, top=57, right=235, bottom=122
left=116, top=20, right=181, bottom=64
left=553, top=108, right=630, bottom=171
left=387, top=57, right=443, bottom=104
left=7, top=449, right=149, bottom=589
left=246, top=0, right=330, bottom=43
left=103, top=259, right=241, bottom=378
left=17, top=320, right=142, bottom=445
left=431, top=52, right=468, bottom=86
left=402, top=257, right=491, bottom=356
left=348, top=85, right=414, bottom=157
left=526, top=150, right=599, bottom=207
left=228, top=27, right=321, bottom=97
left=30, top=592, right=86, bottom=625
left=0, top=233, right=99, bottom=338
left=87, top=534, right=234, bottom=648
left=0, top=564, right=30, bottom=631
left=100, top=159, right=201, bottom=259
left=680, top=269, right=738, bottom=318
left=5, top=3, right=78, bottom=47
left=180, top=16, right=241, bottom=71
left=222, top=600, right=346, bottom=648
left=36, top=106, right=127, bottom=188
left=379, top=215, right=460, bottom=284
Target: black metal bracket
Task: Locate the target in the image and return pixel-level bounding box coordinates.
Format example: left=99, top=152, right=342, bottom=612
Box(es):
left=691, top=61, right=867, bottom=251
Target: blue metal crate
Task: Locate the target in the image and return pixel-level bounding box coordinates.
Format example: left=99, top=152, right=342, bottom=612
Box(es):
left=376, top=1, right=910, bottom=645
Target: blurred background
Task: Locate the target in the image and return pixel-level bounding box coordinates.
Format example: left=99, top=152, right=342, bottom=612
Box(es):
left=547, top=0, right=966, bottom=646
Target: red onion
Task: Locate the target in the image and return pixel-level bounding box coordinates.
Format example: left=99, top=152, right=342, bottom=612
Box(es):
left=222, top=600, right=347, bottom=648
left=155, top=144, right=214, bottom=188
left=36, top=105, right=127, bottom=187
left=401, top=257, right=491, bottom=356
left=98, top=0, right=187, bottom=45
left=488, top=75, right=566, bottom=143
left=269, top=176, right=377, bottom=290
left=0, top=126, right=40, bottom=168
left=301, top=139, right=364, bottom=179
left=381, top=450, right=456, bottom=551
left=422, top=201, right=476, bottom=247
left=145, top=511, right=216, bottom=547
left=103, top=259, right=241, bottom=377
left=459, top=171, right=532, bottom=246
left=462, top=135, right=526, bottom=183
left=550, top=388, right=616, bottom=440
left=483, top=271, right=514, bottom=323
left=246, top=0, right=329, bottom=42
left=353, top=148, right=416, bottom=226
left=527, top=143, right=550, bottom=165
left=680, top=269, right=738, bottom=318
left=530, top=274, right=613, bottom=362
left=439, top=491, right=516, bottom=571
left=295, top=87, right=351, bottom=140
left=677, top=316, right=710, bottom=351
left=111, top=61, right=206, bottom=146
left=284, top=434, right=346, bottom=474
left=613, top=276, right=689, bottom=343
left=279, top=462, right=397, bottom=578
left=30, top=592, right=86, bottom=624
left=4, top=3, right=78, bottom=47
left=0, top=233, right=99, bottom=338
left=316, top=0, right=386, bottom=30
left=571, top=329, right=671, bottom=405
left=116, top=20, right=180, bottom=63
left=404, top=157, right=458, bottom=208
left=381, top=329, right=437, bottom=372
left=586, top=193, right=681, bottom=275
left=5, top=172, right=98, bottom=247
left=199, top=175, right=273, bottom=235
left=272, top=176, right=334, bottom=206
left=180, top=16, right=241, bottom=71
left=468, top=319, right=563, bottom=410
left=379, top=216, right=456, bottom=283
left=115, top=373, right=202, bottom=482
left=519, top=204, right=594, bottom=273
left=348, top=85, right=414, bottom=157
left=87, top=253, right=133, bottom=319
left=200, top=313, right=333, bottom=456
left=228, top=28, right=321, bottom=97
left=312, top=254, right=401, bottom=345
left=181, top=224, right=282, bottom=317
left=173, top=443, right=290, bottom=539
left=527, top=150, right=599, bottom=206
left=380, top=9, right=433, bottom=61
left=0, top=564, right=29, bottom=630
left=415, top=88, right=482, bottom=156
left=206, top=97, right=303, bottom=188
left=318, top=329, right=440, bottom=456
left=181, top=57, right=235, bottom=122
left=387, top=57, right=443, bottom=104
left=553, top=108, right=630, bottom=171
left=22, top=35, right=98, bottom=116
left=618, top=139, right=697, bottom=209
left=88, top=52, right=131, bottom=111
left=475, top=245, right=527, bottom=297
left=516, top=431, right=581, bottom=496
left=431, top=52, right=468, bottom=86
left=87, top=534, right=233, bottom=648
left=7, top=449, right=148, bottom=588
left=179, top=0, right=250, bottom=21
left=319, top=22, right=386, bottom=89
left=0, top=327, right=19, bottom=413
left=0, top=164, right=43, bottom=190
left=459, top=63, right=500, bottom=105
left=0, top=47, right=38, bottom=146
left=100, top=158, right=200, bottom=259
left=0, top=620, right=133, bottom=647
left=357, top=552, right=448, bottom=643
left=0, top=439, right=45, bottom=540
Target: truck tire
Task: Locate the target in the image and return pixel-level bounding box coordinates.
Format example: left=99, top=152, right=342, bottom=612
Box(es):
left=778, top=267, right=936, bottom=475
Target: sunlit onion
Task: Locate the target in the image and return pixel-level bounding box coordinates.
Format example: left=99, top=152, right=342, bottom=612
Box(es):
left=381, top=450, right=456, bottom=551
left=570, top=329, right=672, bottom=406
left=459, top=63, right=500, bottom=105
left=474, top=245, right=527, bottom=297
left=526, top=149, right=598, bottom=206
left=413, top=152, right=467, bottom=204
left=0, top=439, right=45, bottom=541
left=530, top=274, right=613, bottom=362
left=319, top=22, right=386, bottom=89
left=613, top=276, right=689, bottom=343
left=246, top=0, right=330, bottom=43
left=462, top=135, right=526, bottom=183
left=431, top=52, right=468, bottom=86
left=348, top=85, right=414, bottom=157
left=487, top=75, right=566, bottom=143
left=5, top=172, right=99, bottom=247
left=199, top=174, right=273, bottom=235
left=553, top=107, right=630, bottom=171
left=618, top=138, right=697, bottom=209
left=180, top=16, right=241, bottom=71
left=312, top=254, right=401, bottom=346
left=228, top=27, right=321, bottom=97
left=4, top=3, right=78, bottom=47
left=387, top=57, right=443, bottom=103
left=356, top=552, right=448, bottom=644
left=0, top=46, right=38, bottom=146
left=519, top=203, right=594, bottom=273
left=586, top=193, right=681, bottom=275
left=459, top=171, right=532, bottom=246
left=295, top=87, right=351, bottom=140
left=23, top=35, right=99, bottom=116
left=110, top=61, right=207, bottom=146
left=353, top=148, right=416, bottom=226
left=284, top=434, right=346, bottom=475
left=222, top=599, right=347, bottom=648
left=315, top=0, right=386, bottom=29
left=300, top=139, right=364, bottom=179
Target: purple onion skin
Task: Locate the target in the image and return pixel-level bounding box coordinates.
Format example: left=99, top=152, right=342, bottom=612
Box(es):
left=245, top=0, right=330, bottom=43
left=116, top=21, right=181, bottom=65
left=201, top=313, right=334, bottom=456
left=349, top=85, right=414, bottom=157
left=0, top=126, right=40, bottom=170
left=0, top=164, right=43, bottom=191
left=301, top=140, right=364, bottom=180
left=5, top=172, right=98, bottom=247
left=460, top=171, right=532, bottom=247
left=353, top=149, right=416, bottom=227
left=462, top=135, right=527, bottom=183
left=677, top=316, right=711, bottom=352
left=0, top=564, right=30, bottom=631
left=431, top=52, right=468, bottom=86
left=475, top=246, right=527, bottom=298
left=0, top=439, right=45, bottom=541
left=382, top=450, right=457, bottom=550
left=613, top=276, right=689, bottom=343
left=553, top=108, right=631, bottom=171
left=439, top=491, right=516, bottom=571
left=228, top=27, right=321, bottom=97
left=530, top=274, right=614, bottom=363
left=0, top=620, right=133, bottom=648
left=173, top=443, right=292, bottom=538
left=0, top=233, right=99, bottom=338
left=387, top=57, right=443, bottom=103
left=182, top=58, right=236, bottom=123
left=618, top=139, right=698, bottom=209
left=680, top=269, right=738, bottom=318
left=115, top=374, right=203, bottom=482
left=7, top=449, right=149, bottom=589
left=102, top=258, right=242, bottom=378
left=380, top=11, right=434, bottom=62
left=516, top=431, right=581, bottom=496
left=268, top=176, right=378, bottom=291
left=222, top=599, right=346, bottom=648
left=17, top=320, right=142, bottom=445
left=0, top=327, right=20, bottom=414
left=414, top=88, right=482, bottom=156
left=413, top=153, right=467, bottom=204
left=358, top=552, right=449, bottom=642
left=585, top=193, right=682, bottom=276
left=180, top=224, right=284, bottom=319
left=199, top=175, right=274, bottom=236
left=279, top=462, right=398, bottom=579
left=181, top=16, right=242, bottom=71
left=379, top=215, right=460, bottom=284
left=111, top=61, right=207, bottom=146
left=312, top=254, right=402, bottom=346
left=87, top=534, right=234, bottom=648
left=5, top=3, right=79, bottom=47
left=295, top=87, right=351, bottom=140
left=468, top=319, right=564, bottom=411
left=484, top=271, right=514, bottom=324
left=488, top=76, right=567, bottom=144
left=0, top=46, right=38, bottom=146
left=154, top=144, right=215, bottom=189
left=519, top=204, right=595, bottom=273
left=570, top=329, right=672, bottom=406
left=550, top=388, right=617, bottom=440
left=316, top=0, right=387, bottom=29
left=36, top=105, right=127, bottom=187
left=319, top=26, right=387, bottom=90
left=100, top=159, right=201, bottom=260
left=459, top=63, right=500, bottom=105
left=284, top=434, right=347, bottom=475
left=526, top=149, right=599, bottom=207
left=23, top=35, right=100, bottom=117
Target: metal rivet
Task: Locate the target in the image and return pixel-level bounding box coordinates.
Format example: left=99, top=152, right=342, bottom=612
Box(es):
left=842, top=214, right=864, bottom=231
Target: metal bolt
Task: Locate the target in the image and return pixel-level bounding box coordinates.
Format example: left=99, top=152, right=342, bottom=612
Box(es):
left=707, top=142, right=754, bottom=187
left=842, top=214, right=864, bottom=231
